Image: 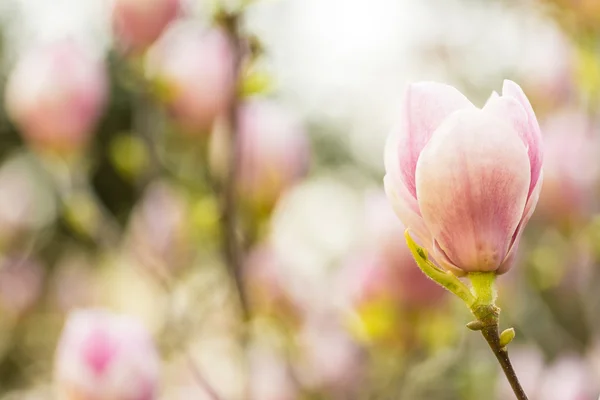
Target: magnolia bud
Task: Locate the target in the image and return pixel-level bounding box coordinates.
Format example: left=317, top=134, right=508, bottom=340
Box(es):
left=385, top=80, right=542, bottom=275
left=112, top=0, right=181, bottom=53
left=146, top=22, right=235, bottom=133
left=4, top=40, right=108, bottom=152
left=211, top=101, right=310, bottom=209
left=55, top=309, right=160, bottom=400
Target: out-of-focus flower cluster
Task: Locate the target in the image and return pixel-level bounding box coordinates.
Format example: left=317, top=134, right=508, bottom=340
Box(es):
left=0, top=0, right=599, bottom=399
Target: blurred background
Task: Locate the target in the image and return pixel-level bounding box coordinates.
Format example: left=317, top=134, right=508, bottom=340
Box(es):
left=0, top=0, right=599, bottom=399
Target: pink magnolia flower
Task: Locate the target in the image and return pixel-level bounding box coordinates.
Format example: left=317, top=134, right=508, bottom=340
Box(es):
left=145, top=23, right=235, bottom=133
left=55, top=309, right=160, bottom=400
left=111, top=0, right=181, bottom=53
left=384, top=80, right=543, bottom=275
left=4, top=40, right=108, bottom=152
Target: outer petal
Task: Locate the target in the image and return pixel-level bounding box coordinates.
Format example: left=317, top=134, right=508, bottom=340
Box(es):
left=394, top=82, right=475, bottom=198
left=432, top=240, right=468, bottom=277
left=496, top=170, right=543, bottom=274
left=384, top=123, right=431, bottom=248
left=415, top=109, right=530, bottom=273
left=502, top=80, right=543, bottom=197
left=384, top=174, right=431, bottom=249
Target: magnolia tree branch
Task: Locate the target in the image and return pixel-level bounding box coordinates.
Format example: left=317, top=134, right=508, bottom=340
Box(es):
left=480, top=325, right=528, bottom=400
left=219, top=10, right=251, bottom=324
left=216, top=9, right=252, bottom=400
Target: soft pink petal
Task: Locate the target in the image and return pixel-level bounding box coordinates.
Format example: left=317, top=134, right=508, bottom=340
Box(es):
left=394, top=82, right=475, bottom=198
left=384, top=122, right=420, bottom=212
left=384, top=174, right=431, bottom=250
left=502, top=80, right=543, bottom=196
left=432, top=240, right=467, bottom=277
left=415, top=109, right=530, bottom=273
left=496, top=171, right=543, bottom=274
left=384, top=94, right=432, bottom=248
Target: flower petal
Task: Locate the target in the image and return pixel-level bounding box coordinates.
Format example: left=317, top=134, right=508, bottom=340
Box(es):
left=415, top=109, right=530, bottom=273
left=384, top=124, right=432, bottom=248
left=384, top=173, right=431, bottom=250
left=496, top=170, right=543, bottom=274
left=394, top=82, right=475, bottom=198
left=432, top=240, right=467, bottom=277
left=502, top=80, right=543, bottom=196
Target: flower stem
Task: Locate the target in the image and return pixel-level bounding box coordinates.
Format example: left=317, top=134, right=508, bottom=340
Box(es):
left=480, top=325, right=529, bottom=400
left=468, top=273, right=528, bottom=400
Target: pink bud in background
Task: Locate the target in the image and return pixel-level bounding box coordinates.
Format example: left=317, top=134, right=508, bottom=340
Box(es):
left=4, top=40, right=108, bottom=152
left=55, top=309, right=160, bottom=400
left=536, top=111, right=600, bottom=225
left=384, top=80, right=543, bottom=275
left=145, top=23, right=235, bottom=133
left=237, top=100, right=310, bottom=208
left=111, top=0, right=181, bottom=53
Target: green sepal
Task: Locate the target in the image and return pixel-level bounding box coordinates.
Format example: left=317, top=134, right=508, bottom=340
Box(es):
left=404, top=230, right=476, bottom=307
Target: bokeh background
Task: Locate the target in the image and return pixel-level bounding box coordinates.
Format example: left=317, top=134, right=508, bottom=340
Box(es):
left=0, top=0, right=599, bottom=399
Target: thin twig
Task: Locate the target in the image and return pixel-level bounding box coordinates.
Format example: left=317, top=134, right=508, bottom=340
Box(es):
left=219, top=11, right=251, bottom=324
left=480, top=325, right=528, bottom=400
left=217, top=11, right=252, bottom=400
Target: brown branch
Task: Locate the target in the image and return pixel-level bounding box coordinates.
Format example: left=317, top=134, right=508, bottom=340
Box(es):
left=219, top=11, right=250, bottom=324
left=480, top=325, right=528, bottom=400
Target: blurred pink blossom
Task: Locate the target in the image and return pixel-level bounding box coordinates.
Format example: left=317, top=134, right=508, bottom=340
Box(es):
left=536, top=110, right=600, bottom=225
left=55, top=309, right=160, bottom=400
left=145, top=22, right=235, bottom=133
left=384, top=80, right=543, bottom=275
left=112, top=0, right=181, bottom=53
left=236, top=100, right=310, bottom=208
left=4, top=40, right=108, bottom=152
